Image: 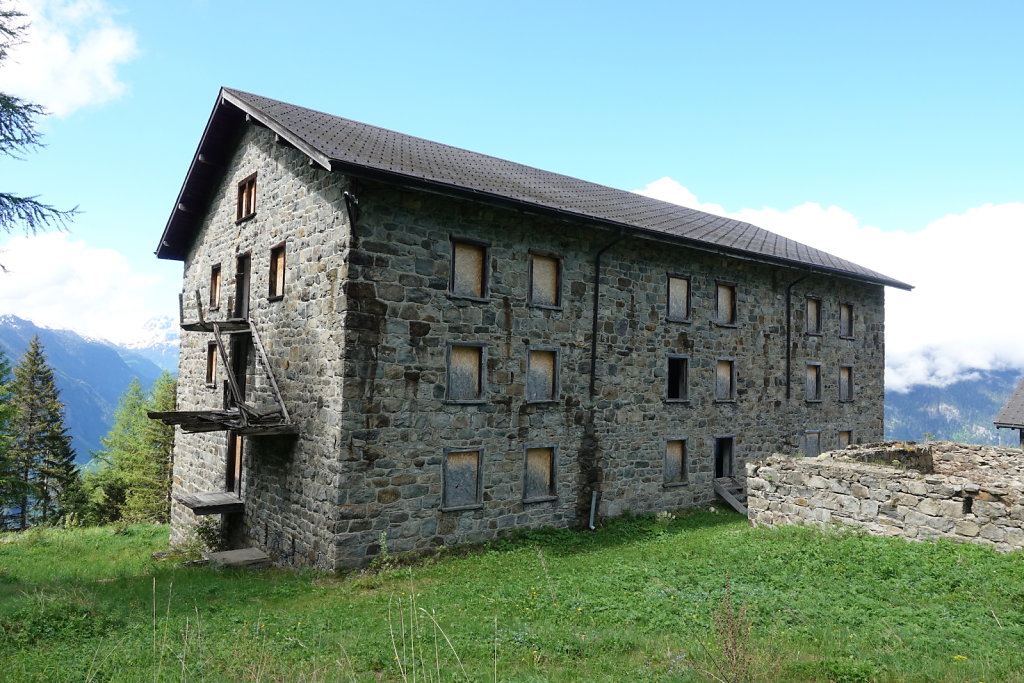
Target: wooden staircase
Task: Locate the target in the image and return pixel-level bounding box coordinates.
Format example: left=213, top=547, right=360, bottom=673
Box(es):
left=713, top=476, right=748, bottom=515
left=148, top=291, right=296, bottom=436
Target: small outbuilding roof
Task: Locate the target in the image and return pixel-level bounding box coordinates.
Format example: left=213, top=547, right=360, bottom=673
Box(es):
left=157, top=88, right=912, bottom=291
left=994, top=377, right=1024, bottom=430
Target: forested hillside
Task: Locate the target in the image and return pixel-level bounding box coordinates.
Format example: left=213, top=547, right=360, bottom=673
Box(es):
left=0, top=316, right=166, bottom=463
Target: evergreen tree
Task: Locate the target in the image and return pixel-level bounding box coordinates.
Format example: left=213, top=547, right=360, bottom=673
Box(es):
left=1, top=5, right=76, bottom=237
left=7, top=336, right=78, bottom=528
left=87, top=372, right=177, bottom=523
left=0, top=347, right=22, bottom=524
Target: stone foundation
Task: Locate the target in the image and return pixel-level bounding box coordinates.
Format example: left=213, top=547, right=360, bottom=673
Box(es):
left=747, top=441, right=1024, bottom=552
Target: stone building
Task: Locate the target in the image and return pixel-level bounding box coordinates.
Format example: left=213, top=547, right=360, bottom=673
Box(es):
left=151, top=88, right=911, bottom=569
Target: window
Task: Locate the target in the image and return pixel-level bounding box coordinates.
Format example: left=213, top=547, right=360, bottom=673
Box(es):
left=524, top=446, right=556, bottom=501
left=806, top=297, right=822, bottom=335
left=839, top=303, right=854, bottom=338
left=804, top=431, right=821, bottom=457
left=442, top=449, right=482, bottom=510
left=450, top=239, right=488, bottom=299
left=839, top=365, right=853, bottom=402
left=806, top=363, right=822, bottom=401
left=526, top=348, right=558, bottom=402
left=667, top=275, right=691, bottom=322
left=666, top=355, right=689, bottom=402
left=715, top=359, right=736, bottom=401
left=269, top=243, right=286, bottom=300
left=205, top=342, right=218, bottom=387
left=665, top=439, right=688, bottom=485
left=716, top=282, right=737, bottom=325
left=447, top=344, right=485, bottom=402
left=209, top=264, right=221, bottom=309
left=529, top=252, right=561, bottom=308
left=236, top=173, right=256, bottom=222
left=838, top=430, right=852, bottom=448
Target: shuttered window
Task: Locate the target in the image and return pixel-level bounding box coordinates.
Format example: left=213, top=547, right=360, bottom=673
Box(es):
left=716, top=283, right=737, bottom=325
left=447, top=344, right=485, bottom=401
left=839, top=365, right=853, bottom=401
left=443, top=449, right=482, bottom=509
left=665, top=439, right=688, bottom=484
left=839, top=303, right=854, bottom=338
left=667, top=275, right=691, bottom=321
left=716, top=359, right=735, bottom=401
left=529, top=253, right=561, bottom=307
left=806, top=297, right=822, bottom=335
left=450, top=240, right=488, bottom=299
left=806, top=363, right=822, bottom=401
left=524, top=446, right=556, bottom=501
left=526, top=349, right=558, bottom=402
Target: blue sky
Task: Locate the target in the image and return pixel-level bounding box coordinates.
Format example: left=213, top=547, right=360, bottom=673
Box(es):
left=0, top=0, right=1021, bottom=390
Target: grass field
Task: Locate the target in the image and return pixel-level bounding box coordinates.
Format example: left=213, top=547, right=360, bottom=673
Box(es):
left=1, top=510, right=1022, bottom=681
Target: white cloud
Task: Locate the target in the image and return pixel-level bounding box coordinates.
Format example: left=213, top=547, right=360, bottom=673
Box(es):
left=0, top=0, right=138, bottom=116
left=0, top=232, right=175, bottom=345
left=635, top=177, right=1024, bottom=392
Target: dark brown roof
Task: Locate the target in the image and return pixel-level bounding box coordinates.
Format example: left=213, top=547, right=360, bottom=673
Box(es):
left=157, top=88, right=912, bottom=290
left=994, top=377, right=1024, bottom=429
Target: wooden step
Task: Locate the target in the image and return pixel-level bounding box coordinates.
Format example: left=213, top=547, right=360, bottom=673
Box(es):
left=174, top=490, right=244, bottom=515
left=713, top=477, right=748, bottom=516
left=206, top=547, right=271, bottom=569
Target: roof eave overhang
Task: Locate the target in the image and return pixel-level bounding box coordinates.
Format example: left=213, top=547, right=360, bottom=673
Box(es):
left=157, top=90, right=913, bottom=291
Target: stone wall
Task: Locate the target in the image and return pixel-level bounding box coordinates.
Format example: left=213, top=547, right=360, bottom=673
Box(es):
left=169, top=118, right=889, bottom=570
left=747, top=441, right=1024, bottom=551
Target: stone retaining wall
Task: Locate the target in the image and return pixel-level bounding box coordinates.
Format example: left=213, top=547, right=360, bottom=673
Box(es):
left=746, top=441, right=1024, bottom=552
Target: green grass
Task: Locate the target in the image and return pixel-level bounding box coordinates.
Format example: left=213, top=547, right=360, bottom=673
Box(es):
left=1, top=512, right=1023, bottom=681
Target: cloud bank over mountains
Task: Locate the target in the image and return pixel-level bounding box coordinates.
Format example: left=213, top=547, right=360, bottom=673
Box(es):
left=636, top=177, right=1024, bottom=392
left=0, top=0, right=138, bottom=116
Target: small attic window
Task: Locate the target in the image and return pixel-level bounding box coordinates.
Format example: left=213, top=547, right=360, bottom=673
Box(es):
left=269, top=243, right=286, bottom=300
left=236, top=173, right=257, bottom=222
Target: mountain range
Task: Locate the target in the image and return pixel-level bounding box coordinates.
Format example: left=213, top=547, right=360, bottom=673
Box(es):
left=0, top=315, right=178, bottom=465
left=0, top=314, right=1020, bottom=466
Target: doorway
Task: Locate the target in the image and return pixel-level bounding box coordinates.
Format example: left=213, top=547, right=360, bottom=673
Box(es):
left=714, top=436, right=735, bottom=478
left=234, top=252, right=251, bottom=319
left=225, top=431, right=243, bottom=496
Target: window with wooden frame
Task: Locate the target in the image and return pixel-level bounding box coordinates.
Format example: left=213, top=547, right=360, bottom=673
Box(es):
left=806, top=363, right=822, bottom=402
left=666, top=354, right=689, bottom=402
left=839, top=303, right=855, bottom=338
left=715, top=359, right=736, bottom=401
left=528, top=252, right=561, bottom=308
left=209, top=264, right=222, bottom=309
left=449, top=238, right=488, bottom=299
left=806, top=296, right=822, bottom=335
left=205, top=342, right=218, bottom=387
left=446, top=343, right=485, bottom=402
left=269, top=243, right=286, bottom=300
left=716, top=282, right=737, bottom=325
left=526, top=348, right=558, bottom=402
left=236, top=173, right=257, bottom=222
left=838, top=430, right=853, bottom=448
left=839, top=365, right=854, bottom=402
left=442, top=448, right=482, bottom=510
left=804, top=430, right=821, bottom=457
left=664, top=439, right=688, bottom=485
left=667, top=275, right=691, bottom=322
left=523, top=445, right=556, bottom=502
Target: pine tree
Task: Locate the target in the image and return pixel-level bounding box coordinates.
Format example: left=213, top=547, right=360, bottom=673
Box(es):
left=87, top=372, right=177, bottom=523
left=1, top=5, right=76, bottom=237
left=7, top=336, right=78, bottom=528
left=0, top=347, right=21, bottom=525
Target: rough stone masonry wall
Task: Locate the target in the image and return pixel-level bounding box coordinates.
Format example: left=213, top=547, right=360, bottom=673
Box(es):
left=170, top=125, right=351, bottom=569
left=747, top=441, right=1024, bottom=551
left=328, top=178, right=887, bottom=566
